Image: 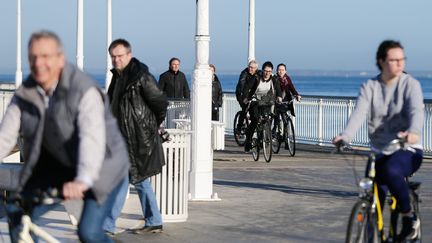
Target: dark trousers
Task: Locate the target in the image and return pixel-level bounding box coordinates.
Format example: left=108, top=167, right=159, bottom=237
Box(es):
left=236, top=103, right=248, bottom=131
left=374, top=149, right=423, bottom=214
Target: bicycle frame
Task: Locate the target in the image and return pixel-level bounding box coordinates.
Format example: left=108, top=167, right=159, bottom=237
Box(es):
left=19, top=214, right=60, bottom=243
left=344, top=145, right=422, bottom=243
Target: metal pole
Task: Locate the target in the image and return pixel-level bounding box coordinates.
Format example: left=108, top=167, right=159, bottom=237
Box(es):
left=76, top=0, right=84, bottom=70
left=15, top=0, right=22, bottom=88
left=248, top=0, right=255, bottom=63
left=189, top=0, right=219, bottom=201
left=105, top=0, right=113, bottom=91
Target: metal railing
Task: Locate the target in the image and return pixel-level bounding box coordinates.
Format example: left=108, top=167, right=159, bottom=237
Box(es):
left=220, top=92, right=432, bottom=155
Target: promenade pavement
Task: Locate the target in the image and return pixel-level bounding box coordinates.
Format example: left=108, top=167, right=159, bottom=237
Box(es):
left=0, top=137, right=430, bottom=242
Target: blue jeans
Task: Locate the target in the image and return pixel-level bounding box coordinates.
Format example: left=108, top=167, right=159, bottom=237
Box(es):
left=103, top=177, right=162, bottom=233
left=7, top=179, right=124, bottom=243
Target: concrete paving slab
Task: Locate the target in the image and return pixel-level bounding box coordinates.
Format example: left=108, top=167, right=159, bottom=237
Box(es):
left=0, top=137, right=430, bottom=243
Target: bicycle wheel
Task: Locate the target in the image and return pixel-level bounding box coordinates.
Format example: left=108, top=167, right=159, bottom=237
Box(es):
left=284, top=117, right=296, bottom=156
left=271, top=117, right=282, bottom=154
left=411, top=189, right=422, bottom=243
left=233, top=111, right=247, bottom=146
left=251, top=137, right=259, bottom=161
left=263, top=122, right=273, bottom=163
left=346, top=200, right=379, bottom=243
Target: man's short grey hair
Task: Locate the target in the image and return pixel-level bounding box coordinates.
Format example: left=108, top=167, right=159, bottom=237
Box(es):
left=248, top=60, right=258, bottom=68
left=28, top=30, right=64, bottom=53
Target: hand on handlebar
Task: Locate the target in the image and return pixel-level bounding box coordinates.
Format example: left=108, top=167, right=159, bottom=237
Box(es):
left=332, top=135, right=349, bottom=152
left=63, top=181, right=89, bottom=200
left=397, top=131, right=419, bottom=144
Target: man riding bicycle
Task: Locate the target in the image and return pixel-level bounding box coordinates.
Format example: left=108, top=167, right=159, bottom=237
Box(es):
left=332, top=40, right=423, bottom=242
left=0, top=31, right=129, bottom=242
left=242, top=61, right=282, bottom=152
left=235, top=60, right=260, bottom=139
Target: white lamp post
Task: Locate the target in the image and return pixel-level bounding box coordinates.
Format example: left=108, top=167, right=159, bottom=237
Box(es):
left=15, top=0, right=22, bottom=88
left=105, top=0, right=113, bottom=91
left=248, top=0, right=255, bottom=63
left=76, top=0, right=84, bottom=70
left=189, top=0, right=219, bottom=201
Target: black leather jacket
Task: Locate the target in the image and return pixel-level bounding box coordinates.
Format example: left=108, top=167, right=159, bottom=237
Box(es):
left=108, top=58, right=168, bottom=184
left=158, top=70, right=190, bottom=99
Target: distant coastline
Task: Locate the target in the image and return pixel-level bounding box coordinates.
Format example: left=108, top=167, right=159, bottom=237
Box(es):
left=2, top=71, right=432, bottom=99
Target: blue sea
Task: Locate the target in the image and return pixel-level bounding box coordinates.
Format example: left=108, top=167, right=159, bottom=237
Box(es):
left=1, top=72, right=432, bottom=99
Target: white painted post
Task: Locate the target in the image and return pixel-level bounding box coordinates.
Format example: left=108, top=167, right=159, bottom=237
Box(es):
left=318, top=98, right=323, bottom=145
left=189, top=0, right=219, bottom=201
left=15, top=0, right=22, bottom=88
left=76, top=0, right=84, bottom=70
left=105, top=0, right=113, bottom=91
left=248, top=0, right=255, bottom=63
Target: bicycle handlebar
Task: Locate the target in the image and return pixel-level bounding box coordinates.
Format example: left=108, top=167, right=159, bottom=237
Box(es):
left=5, top=187, right=64, bottom=207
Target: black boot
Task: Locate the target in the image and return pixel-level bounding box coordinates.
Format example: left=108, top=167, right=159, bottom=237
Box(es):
left=397, top=214, right=420, bottom=242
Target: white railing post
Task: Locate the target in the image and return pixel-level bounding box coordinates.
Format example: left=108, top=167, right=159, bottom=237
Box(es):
left=318, top=98, right=323, bottom=144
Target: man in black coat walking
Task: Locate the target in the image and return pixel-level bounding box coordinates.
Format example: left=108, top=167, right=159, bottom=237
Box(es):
left=103, top=39, right=168, bottom=235
left=158, top=57, right=190, bottom=99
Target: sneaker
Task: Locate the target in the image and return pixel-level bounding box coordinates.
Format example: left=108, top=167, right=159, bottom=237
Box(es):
left=131, top=225, right=163, bottom=234
left=105, top=228, right=125, bottom=237
left=397, top=214, right=420, bottom=242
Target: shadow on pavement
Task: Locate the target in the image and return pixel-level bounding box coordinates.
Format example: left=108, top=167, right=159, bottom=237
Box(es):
left=214, top=179, right=357, bottom=198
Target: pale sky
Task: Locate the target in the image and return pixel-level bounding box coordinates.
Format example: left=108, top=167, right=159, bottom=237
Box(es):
left=1, top=0, right=431, bottom=75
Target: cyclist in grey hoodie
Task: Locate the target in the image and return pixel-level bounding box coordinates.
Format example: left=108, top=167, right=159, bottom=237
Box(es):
left=333, top=40, right=423, bottom=242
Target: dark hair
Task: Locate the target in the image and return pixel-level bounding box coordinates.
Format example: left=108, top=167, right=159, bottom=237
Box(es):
left=262, top=61, right=273, bottom=70
left=108, top=39, right=132, bottom=53
left=169, top=57, right=181, bottom=66
left=277, top=63, right=286, bottom=70
left=209, top=64, right=216, bottom=73
left=376, top=40, right=403, bottom=71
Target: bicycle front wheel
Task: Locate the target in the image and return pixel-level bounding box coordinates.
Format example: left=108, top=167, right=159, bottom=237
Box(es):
left=346, top=200, right=379, bottom=243
left=284, top=117, right=296, bottom=156
left=233, top=111, right=247, bottom=146
left=263, top=122, right=272, bottom=163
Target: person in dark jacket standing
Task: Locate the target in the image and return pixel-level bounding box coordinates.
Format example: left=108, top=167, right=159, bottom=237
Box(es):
left=158, top=57, right=190, bottom=99
left=210, top=64, right=222, bottom=121
left=0, top=30, right=130, bottom=243
left=103, top=39, right=168, bottom=235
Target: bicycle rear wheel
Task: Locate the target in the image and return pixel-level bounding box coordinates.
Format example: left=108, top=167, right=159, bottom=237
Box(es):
left=411, top=188, right=422, bottom=243
left=271, top=117, right=282, bottom=154
left=346, top=200, right=379, bottom=243
left=251, top=137, right=259, bottom=161
left=233, top=111, right=247, bottom=146
left=284, top=117, right=296, bottom=156
left=392, top=188, right=422, bottom=243
left=263, top=122, right=272, bottom=163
